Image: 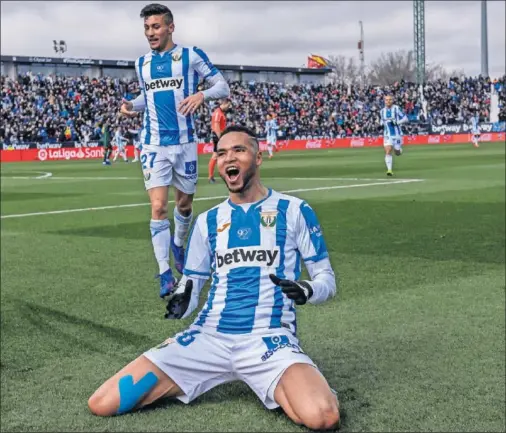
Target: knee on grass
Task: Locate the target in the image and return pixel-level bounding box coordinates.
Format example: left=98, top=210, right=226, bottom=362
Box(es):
left=298, top=398, right=340, bottom=431
left=88, top=392, right=118, bottom=417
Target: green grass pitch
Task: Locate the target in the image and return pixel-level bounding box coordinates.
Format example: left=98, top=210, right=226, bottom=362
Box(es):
left=1, top=143, right=505, bottom=432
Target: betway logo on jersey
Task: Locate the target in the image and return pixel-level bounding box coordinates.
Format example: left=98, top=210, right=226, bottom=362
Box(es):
left=215, top=246, right=280, bottom=271
left=144, top=77, right=183, bottom=93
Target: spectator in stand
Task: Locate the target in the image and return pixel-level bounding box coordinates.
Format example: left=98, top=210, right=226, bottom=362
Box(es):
left=1, top=72, right=504, bottom=146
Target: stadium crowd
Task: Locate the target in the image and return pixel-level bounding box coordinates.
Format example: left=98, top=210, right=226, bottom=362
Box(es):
left=1, top=72, right=504, bottom=145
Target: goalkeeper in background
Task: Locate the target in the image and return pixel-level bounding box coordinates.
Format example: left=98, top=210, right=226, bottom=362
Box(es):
left=101, top=119, right=113, bottom=166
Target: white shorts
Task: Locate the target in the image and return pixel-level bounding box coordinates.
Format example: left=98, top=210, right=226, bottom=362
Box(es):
left=134, top=141, right=142, bottom=150
left=143, top=326, right=317, bottom=409
left=384, top=136, right=402, bottom=149
left=267, top=136, right=277, bottom=146
left=116, top=142, right=126, bottom=151
left=140, top=143, right=198, bottom=193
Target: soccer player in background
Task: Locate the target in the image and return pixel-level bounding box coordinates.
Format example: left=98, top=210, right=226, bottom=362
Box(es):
left=120, top=3, right=230, bottom=297
left=265, top=113, right=278, bottom=159
left=380, top=94, right=408, bottom=176
left=101, top=120, right=113, bottom=166
left=208, top=98, right=231, bottom=183
left=88, top=125, right=340, bottom=431
left=470, top=111, right=481, bottom=148
left=112, top=126, right=129, bottom=163
left=128, top=127, right=142, bottom=162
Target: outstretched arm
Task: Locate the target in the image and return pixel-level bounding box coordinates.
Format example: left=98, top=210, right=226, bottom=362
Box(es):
left=165, top=215, right=211, bottom=319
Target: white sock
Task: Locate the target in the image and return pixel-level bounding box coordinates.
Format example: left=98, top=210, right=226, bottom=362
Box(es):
left=173, top=207, right=192, bottom=247
left=268, top=146, right=273, bottom=157
left=150, top=219, right=171, bottom=274
left=385, top=154, right=393, bottom=171
left=122, top=151, right=127, bottom=161
left=113, top=150, right=118, bottom=161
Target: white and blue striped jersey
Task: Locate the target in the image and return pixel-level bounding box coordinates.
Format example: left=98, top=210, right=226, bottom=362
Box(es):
left=114, top=130, right=127, bottom=146
left=265, top=119, right=278, bottom=140
left=470, top=116, right=480, bottom=134
left=181, top=189, right=336, bottom=336
left=135, top=45, right=219, bottom=146
left=380, top=105, right=407, bottom=138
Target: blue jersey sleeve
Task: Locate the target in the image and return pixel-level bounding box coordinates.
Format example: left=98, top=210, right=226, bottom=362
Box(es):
left=183, top=215, right=212, bottom=279
left=296, top=201, right=329, bottom=263
left=192, top=47, right=219, bottom=80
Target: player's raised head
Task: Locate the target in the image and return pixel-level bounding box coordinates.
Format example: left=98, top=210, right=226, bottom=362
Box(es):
left=216, top=125, right=262, bottom=194
left=140, top=3, right=174, bottom=51
left=384, top=94, right=394, bottom=107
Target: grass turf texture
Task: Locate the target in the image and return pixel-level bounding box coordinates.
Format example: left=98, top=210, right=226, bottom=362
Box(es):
left=1, top=143, right=505, bottom=432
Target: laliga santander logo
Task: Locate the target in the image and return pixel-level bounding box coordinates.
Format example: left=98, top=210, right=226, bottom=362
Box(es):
left=37, top=147, right=103, bottom=161
left=38, top=149, right=48, bottom=161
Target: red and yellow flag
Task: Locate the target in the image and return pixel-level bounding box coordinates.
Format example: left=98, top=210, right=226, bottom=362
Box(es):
left=307, top=54, right=330, bottom=69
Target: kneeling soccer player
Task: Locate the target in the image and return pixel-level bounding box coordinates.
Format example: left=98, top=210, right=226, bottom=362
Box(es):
left=88, top=125, right=340, bottom=431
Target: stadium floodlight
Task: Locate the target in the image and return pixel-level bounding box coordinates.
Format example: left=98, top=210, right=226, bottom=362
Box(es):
left=53, top=40, right=67, bottom=56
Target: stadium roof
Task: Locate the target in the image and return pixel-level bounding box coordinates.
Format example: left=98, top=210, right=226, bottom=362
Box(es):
left=1, top=55, right=330, bottom=75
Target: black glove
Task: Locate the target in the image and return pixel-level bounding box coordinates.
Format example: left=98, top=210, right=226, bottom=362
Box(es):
left=165, top=279, right=193, bottom=319
left=269, top=274, right=313, bottom=305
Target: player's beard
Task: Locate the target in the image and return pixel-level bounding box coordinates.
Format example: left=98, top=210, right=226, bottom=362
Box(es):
left=222, top=161, right=257, bottom=194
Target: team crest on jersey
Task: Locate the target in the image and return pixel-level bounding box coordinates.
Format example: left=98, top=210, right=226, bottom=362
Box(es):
left=260, top=211, right=278, bottom=228
left=171, top=51, right=182, bottom=62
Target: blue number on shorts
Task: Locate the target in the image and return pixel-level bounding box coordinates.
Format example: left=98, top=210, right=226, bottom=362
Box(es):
left=176, top=330, right=200, bottom=347
left=141, top=152, right=157, bottom=170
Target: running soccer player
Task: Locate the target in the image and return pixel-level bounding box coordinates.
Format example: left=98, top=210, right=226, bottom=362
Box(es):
left=470, top=112, right=481, bottom=148
left=88, top=125, right=340, bottom=431
left=112, top=126, right=129, bottom=163
left=119, top=4, right=230, bottom=297
left=101, top=120, right=113, bottom=166
left=208, top=98, right=231, bottom=183
left=265, top=114, right=278, bottom=159
left=380, top=95, right=408, bottom=176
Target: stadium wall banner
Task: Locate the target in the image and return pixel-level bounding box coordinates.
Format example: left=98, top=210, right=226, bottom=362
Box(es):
left=429, top=121, right=505, bottom=134
left=1, top=133, right=504, bottom=163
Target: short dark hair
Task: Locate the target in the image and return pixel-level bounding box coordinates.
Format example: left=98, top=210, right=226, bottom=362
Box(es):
left=140, top=3, right=173, bottom=24
left=219, top=125, right=259, bottom=151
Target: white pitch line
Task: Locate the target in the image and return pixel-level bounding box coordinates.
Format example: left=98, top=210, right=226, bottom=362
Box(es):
left=0, top=179, right=423, bottom=220
left=3, top=171, right=53, bottom=180
left=1, top=175, right=424, bottom=182
left=35, top=172, right=53, bottom=179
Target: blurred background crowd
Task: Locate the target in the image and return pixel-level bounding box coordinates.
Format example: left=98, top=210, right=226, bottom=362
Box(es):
left=1, top=72, right=504, bottom=145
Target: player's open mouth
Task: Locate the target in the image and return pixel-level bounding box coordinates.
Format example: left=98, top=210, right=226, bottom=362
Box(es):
left=225, top=166, right=240, bottom=183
